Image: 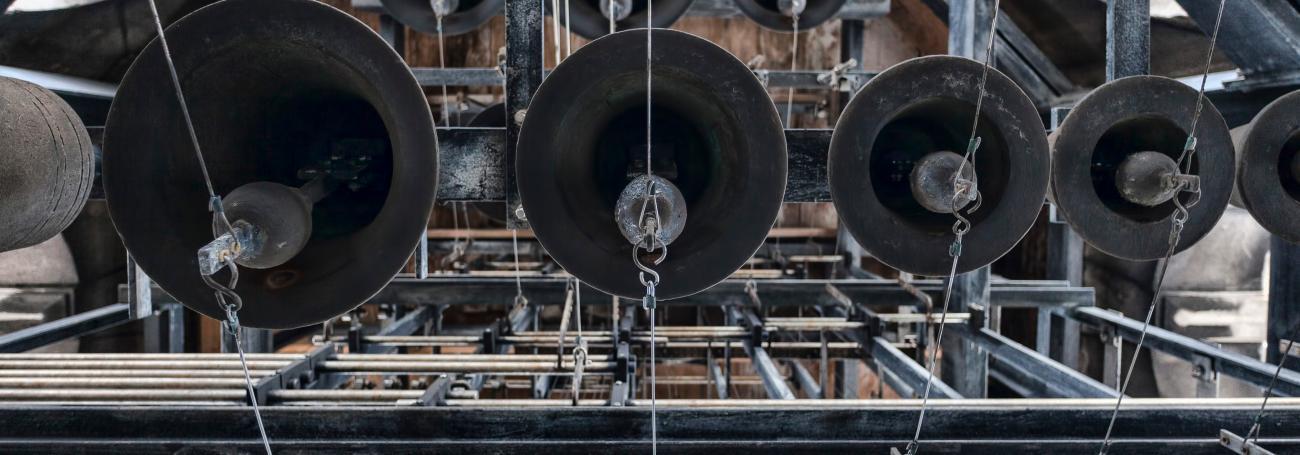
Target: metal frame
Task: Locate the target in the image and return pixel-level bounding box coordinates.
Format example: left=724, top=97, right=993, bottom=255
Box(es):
left=6, top=0, right=1300, bottom=451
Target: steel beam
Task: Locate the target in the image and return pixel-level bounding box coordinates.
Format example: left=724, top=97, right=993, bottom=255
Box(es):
left=787, top=360, right=821, bottom=399
left=1074, top=306, right=1300, bottom=397
left=949, top=324, right=1118, bottom=399
left=6, top=401, right=1300, bottom=451
left=1107, top=0, right=1150, bottom=80
left=870, top=336, right=962, bottom=399
left=362, top=306, right=438, bottom=354
left=431, top=128, right=834, bottom=203
left=353, top=278, right=1094, bottom=309
left=1176, top=0, right=1300, bottom=78
left=0, top=304, right=131, bottom=354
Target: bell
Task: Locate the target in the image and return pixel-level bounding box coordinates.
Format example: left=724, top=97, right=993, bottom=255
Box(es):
left=829, top=55, right=1051, bottom=276
left=381, top=0, right=503, bottom=36
left=554, top=0, right=695, bottom=40
left=1231, top=89, right=1300, bottom=244
left=1050, top=75, right=1234, bottom=260
left=102, top=0, right=438, bottom=329
left=0, top=77, right=95, bottom=253
left=517, top=29, right=786, bottom=299
left=733, top=0, right=846, bottom=31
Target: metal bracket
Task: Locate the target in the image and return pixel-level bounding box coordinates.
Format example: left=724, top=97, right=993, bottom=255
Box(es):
left=1220, top=429, right=1277, bottom=455
left=253, top=342, right=336, bottom=405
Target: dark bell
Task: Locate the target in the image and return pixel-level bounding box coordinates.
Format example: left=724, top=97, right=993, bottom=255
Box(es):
left=0, top=77, right=95, bottom=254
left=829, top=55, right=1050, bottom=276
left=381, top=0, right=503, bottom=36
left=733, top=0, right=847, bottom=31
left=1232, top=89, right=1300, bottom=244
left=552, top=0, right=694, bottom=39
left=1050, top=75, right=1234, bottom=260
left=102, top=0, right=438, bottom=329
left=517, top=29, right=786, bottom=300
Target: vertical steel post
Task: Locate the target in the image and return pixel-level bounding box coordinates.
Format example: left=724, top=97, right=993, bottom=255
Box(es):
left=1106, top=0, right=1151, bottom=81
left=504, top=0, right=543, bottom=228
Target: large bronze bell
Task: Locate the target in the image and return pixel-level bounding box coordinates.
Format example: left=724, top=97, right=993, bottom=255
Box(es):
left=517, top=29, right=786, bottom=300
left=829, top=55, right=1051, bottom=276
left=1050, top=75, right=1234, bottom=260
left=554, top=0, right=694, bottom=40
left=381, top=0, right=503, bottom=36
left=0, top=77, right=95, bottom=253
left=733, top=0, right=847, bottom=31
left=102, top=0, right=438, bottom=329
left=1231, top=89, right=1300, bottom=244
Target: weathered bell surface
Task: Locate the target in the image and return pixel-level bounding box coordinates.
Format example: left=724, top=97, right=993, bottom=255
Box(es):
left=0, top=77, right=95, bottom=254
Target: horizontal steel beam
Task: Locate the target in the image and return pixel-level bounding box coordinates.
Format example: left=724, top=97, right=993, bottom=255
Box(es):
left=414, top=67, right=874, bottom=90
left=4, top=401, right=1300, bottom=451
left=364, top=277, right=1091, bottom=309
left=432, top=128, right=833, bottom=202
left=0, top=304, right=132, bottom=354
left=948, top=324, right=1118, bottom=399
left=1073, top=306, right=1300, bottom=397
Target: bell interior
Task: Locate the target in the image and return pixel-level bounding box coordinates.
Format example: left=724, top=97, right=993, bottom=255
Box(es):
left=184, top=42, right=396, bottom=245
left=1279, top=129, right=1300, bottom=203
left=556, top=70, right=742, bottom=258
left=1089, top=115, right=1198, bottom=223
left=868, top=97, right=1010, bottom=234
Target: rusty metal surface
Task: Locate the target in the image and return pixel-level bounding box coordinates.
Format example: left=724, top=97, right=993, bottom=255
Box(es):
left=829, top=55, right=1050, bottom=276
left=380, top=0, right=503, bottom=36
left=101, top=0, right=437, bottom=329
left=0, top=77, right=94, bottom=253
left=517, top=29, right=785, bottom=300
left=1233, top=89, right=1300, bottom=244
left=1051, top=75, right=1234, bottom=260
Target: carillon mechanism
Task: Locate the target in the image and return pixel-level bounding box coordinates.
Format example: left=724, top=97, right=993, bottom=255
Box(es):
left=828, top=55, right=1050, bottom=276
left=1050, top=75, right=1234, bottom=260
left=553, top=0, right=694, bottom=39
left=733, top=0, right=846, bottom=31
left=0, top=77, right=94, bottom=253
left=102, top=0, right=438, bottom=329
left=381, top=0, right=504, bottom=36
left=1232, top=89, right=1300, bottom=244
left=11, top=0, right=1300, bottom=452
left=517, top=29, right=786, bottom=300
